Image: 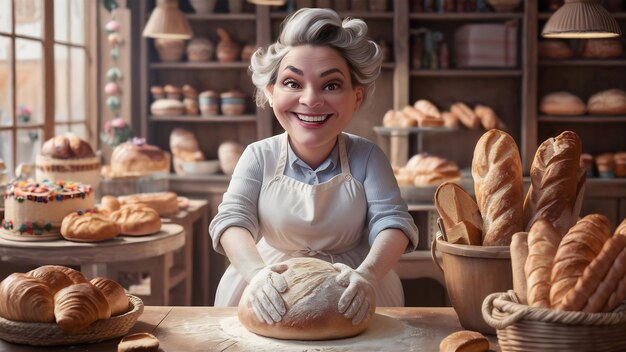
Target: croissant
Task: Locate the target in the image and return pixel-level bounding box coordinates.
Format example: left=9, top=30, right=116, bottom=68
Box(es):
left=31, top=265, right=89, bottom=284
left=27, top=266, right=74, bottom=295
left=54, top=283, right=111, bottom=333
left=0, top=273, right=55, bottom=323
left=90, top=277, right=129, bottom=316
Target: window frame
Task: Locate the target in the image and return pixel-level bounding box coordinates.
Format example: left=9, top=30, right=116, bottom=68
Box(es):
left=0, top=0, right=98, bottom=177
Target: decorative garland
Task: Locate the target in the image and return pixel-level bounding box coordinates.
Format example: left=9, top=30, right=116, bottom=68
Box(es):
left=100, top=0, right=133, bottom=147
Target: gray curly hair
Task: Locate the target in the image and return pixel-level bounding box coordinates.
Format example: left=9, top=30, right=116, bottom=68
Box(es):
left=250, top=8, right=383, bottom=107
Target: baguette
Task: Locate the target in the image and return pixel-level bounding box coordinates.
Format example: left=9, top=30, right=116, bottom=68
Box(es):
left=525, top=220, right=561, bottom=308
left=510, top=232, right=529, bottom=305
left=559, top=234, right=626, bottom=311
left=523, top=131, right=583, bottom=237
left=549, top=214, right=612, bottom=308
left=471, top=130, right=524, bottom=246
left=583, top=242, right=626, bottom=313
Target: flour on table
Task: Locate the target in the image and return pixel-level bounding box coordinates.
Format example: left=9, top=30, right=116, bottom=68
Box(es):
left=219, top=313, right=424, bottom=351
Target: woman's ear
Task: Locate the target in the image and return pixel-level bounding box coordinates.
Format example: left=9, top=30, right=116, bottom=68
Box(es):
left=354, top=86, right=364, bottom=112
left=265, top=85, right=274, bottom=107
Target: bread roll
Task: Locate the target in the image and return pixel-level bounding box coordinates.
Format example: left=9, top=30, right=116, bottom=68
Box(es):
left=31, top=265, right=89, bottom=284
left=0, top=273, right=55, bottom=323
left=414, top=99, right=441, bottom=118
left=559, top=234, right=626, bottom=311
left=510, top=232, right=529, bottom=305
left=549, top=214, right=611, bottom=308
left=538, top=40, right=574, bottom=60
left=587, top=88, right=626, bottom=115
left=117, top=192, right=178, bottom=217
left=61, top=211, right=121, bottom=242
left=109, top=140, right=171, bottom=177
left=473, top=104, right=502, bottom=130
left=439, top=330, right=489, bottom=352
left=471, top=130, right=524, bottom=246
left=110, top=204, right=162, bottom=236
left=523, top=131, right=583, bottom=236
left=238, top=257, right=375, bottom=340
left=101, top=195, right=121, bottom=213
left=525, top=220, right=560, bottom=308
left=451, top=102, right=480, bottom=129
left=539, top=92, right=586, bottom=116
left=27, top=267, right=73, bottom=295
left=580, top=38, right=624, bottom=59
left=434, top=182, right=483, bottom=244
left=118, top=332, right=160, bottom=352
left=40, top=134, right=96, bottom=159
left=408, top=154, right=461, bottom=187
left=90, top=277, right=129, bottom=316
left=382, top=109, right=417, bottom=128
left=54, top=283, right=111, bottom=333
left=441, top=111, right=459, bottom=128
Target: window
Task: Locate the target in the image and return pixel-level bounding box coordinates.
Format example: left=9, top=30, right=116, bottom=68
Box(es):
left=0, top=0, right=97, bottom=180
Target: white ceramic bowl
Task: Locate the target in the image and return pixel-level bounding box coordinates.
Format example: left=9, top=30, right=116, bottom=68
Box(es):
left=180, top=160, right=221, bottom=175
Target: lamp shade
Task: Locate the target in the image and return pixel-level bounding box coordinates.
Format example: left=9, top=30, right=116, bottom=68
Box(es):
left=142, top=0, right=193, bottom=39
left=542, top=0, right=622, bottom=38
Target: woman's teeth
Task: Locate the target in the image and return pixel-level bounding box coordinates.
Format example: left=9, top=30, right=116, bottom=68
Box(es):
left=296, top=114, right=328, bottom=123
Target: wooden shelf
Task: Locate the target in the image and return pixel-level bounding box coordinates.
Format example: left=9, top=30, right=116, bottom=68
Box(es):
left=150, top=62, right=249, bottom=70
left=149, top=114, right=257, bottom=122
left=539, top=59, right=626, bottom=67
left=538, top=115, right=626, bottom=123
left=539, top=12, right=626, bottom=20
left=374, top=126, right=458, bottom=135
left=410, top=69, right=522, bottom=77
left=186, top=13, right=256, bottom=21
left=410, top=12, right=523, bottom=21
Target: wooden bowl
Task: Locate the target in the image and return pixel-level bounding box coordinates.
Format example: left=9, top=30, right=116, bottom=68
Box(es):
left=432, top=234, right=512, bottom=334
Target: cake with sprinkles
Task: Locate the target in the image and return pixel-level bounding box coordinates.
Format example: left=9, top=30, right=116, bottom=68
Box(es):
left=1, top=179, right=95, bottom=241
left=35, top=134, right=101, bottom=189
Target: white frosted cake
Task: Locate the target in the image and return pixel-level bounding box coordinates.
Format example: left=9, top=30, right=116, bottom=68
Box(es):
left=1, top=179, right=95, bottom=241
left=35, top=135, right=101, bottom=189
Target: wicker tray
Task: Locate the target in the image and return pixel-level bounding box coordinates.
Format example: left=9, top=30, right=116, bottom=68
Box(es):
left=482, top=290, right=626, bottom=352
left=0, top=294, right=144, bottom=346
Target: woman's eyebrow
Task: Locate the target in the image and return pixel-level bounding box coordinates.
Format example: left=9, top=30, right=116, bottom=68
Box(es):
left=284, top=65, right=303, bottom=76
left=283, top=66, right=344, bottom=78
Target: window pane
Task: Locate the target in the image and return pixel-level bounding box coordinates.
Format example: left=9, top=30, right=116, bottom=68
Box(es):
left=69, top=123, right=88, bottom=141
left=69, top=0, right=85, bottom=45
left=70, top=47, right=86, bottom=122
left=16, top=39, right=43, bottom=126
left=54, top=0, right=69, bottom=42
left=55, top=44, right=69, bottom=122
left=0, top=0, right=12, bottom=34
left=55, top=124, right=69, bottom=136
left=16, top=128, right=41, bottom=171
left=15, top=0, right=43, bottom=39
left=0, top=35, right=11, bottom=127
left=0, top=130, right=13, bottom=180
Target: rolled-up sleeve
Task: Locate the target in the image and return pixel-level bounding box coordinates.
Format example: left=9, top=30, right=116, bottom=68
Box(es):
left=362, top=144, right=419, bottom=252
left=208, top=146, right=263, bottom=255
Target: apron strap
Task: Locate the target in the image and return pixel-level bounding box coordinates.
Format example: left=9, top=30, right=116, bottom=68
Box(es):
left=338, top=133, right=352, bottom=177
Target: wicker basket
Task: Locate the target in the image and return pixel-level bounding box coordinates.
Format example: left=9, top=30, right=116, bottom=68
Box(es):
left=0, top=294, right=144, bottom=346
left=482, top=290, right=626, bottom=352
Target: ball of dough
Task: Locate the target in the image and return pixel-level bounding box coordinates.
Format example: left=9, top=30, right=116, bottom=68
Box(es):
left=237, top=257, right=375, bottom=340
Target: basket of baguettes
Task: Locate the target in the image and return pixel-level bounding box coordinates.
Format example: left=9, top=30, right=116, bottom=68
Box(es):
left=0, top=265, right=144, bottom=346
left=436, top=128, right=626, bottom=351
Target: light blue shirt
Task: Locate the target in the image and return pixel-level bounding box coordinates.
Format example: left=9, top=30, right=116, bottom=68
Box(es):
left=209, top=133, right=419, bottom=255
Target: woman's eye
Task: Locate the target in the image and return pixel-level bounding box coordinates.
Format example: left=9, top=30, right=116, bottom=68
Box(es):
left=325, top=82, right=340, bottom=91
left=283, top=80, right=300, bottom=89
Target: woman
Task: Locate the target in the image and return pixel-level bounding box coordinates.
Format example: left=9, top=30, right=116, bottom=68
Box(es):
left=209, top=8, right=418, bottom=325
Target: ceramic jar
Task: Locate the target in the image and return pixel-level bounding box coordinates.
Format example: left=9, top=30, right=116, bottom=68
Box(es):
left=220, top=90, right=246, bottom=116
left=189, top=0, right=217, bottom=14
left=216, top=28, right=241, bottom=63
left=154, top=39, right=185, bottom=62
left=187, top=37, right=214, bottom=62
left=199, top=90, right=219, bottom=116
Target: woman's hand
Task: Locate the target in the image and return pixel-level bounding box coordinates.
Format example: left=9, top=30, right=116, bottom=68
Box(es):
left=248, top=263, right=289, bottom=325
left=333, top=262, right=375, bottom=325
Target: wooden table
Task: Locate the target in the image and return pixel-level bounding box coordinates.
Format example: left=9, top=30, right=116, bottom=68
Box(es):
left=0, top=307, right=500, bottom=351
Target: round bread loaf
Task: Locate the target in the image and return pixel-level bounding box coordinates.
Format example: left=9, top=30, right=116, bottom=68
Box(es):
left=237, top=257, right=375, bottom=340
left=60, top=211, right=121, bottom=242
left=110, top=204, right=162, bottom=236
left=109, top=139, right=171, bottom=177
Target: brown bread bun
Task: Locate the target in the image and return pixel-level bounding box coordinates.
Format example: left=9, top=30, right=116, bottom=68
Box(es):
left=414, top=99, right=441, bottom=118
left=538, top=40, right=574, bottom=59
left=61, top=211, right=121, bottom=242
left=0, top=273, right=55, bottom=323
left=110, top=204, right=162, bottom=236
left=471, top=129, right=524, bottom=246
left=439, top=330, right=489, bottom=352
left=90, top=277, right=129, bottom=316
left=54, top=283, right=111, bottom=333
left=117, top=192, right=178, bottom=217
left=451, top=102, right=480, bottom=129
left=40, top=134, right=96, bottom=159
left=539, top=92, right=586, bottom=115
left=238, top=257, right=375, bottom=340
left=118, top=332, right=160, bottom=352
left=101, top=195, right=121, bottom=213
left=587, top=88, right=626, bottom=115
left=523, top=131, right=584, bottom=236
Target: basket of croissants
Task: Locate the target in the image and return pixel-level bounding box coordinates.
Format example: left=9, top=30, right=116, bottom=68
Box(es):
left=0, top=265, right=143, bottom=346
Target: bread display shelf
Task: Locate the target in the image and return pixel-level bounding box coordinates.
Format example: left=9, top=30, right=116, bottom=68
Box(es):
left=410, top=69, right=523, bottom=77
left=539, top=60, right=626, bottom=67
left=150, top=61, right=250, bottom=69
left=538, top=115, right=626, bottom=123
left=0, top=295, right=143, bottom=346
left=149, top=114, right=256, bottom=122
left=373, top=126, right=458, bottom=135
left=410, top=12, right=523, bottom=21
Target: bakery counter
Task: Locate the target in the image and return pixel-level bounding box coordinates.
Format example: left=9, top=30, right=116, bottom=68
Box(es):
left=0, top=306, right=500, bottom=352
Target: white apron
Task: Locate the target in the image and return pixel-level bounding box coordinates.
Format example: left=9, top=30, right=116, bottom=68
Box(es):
left=214, top=133, right=404, bottom=307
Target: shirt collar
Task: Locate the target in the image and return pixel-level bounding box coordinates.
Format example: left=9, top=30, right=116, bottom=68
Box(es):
left=287, top=139, right=339, bottom=173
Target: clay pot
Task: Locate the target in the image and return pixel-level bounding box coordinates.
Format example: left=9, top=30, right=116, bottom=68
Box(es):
left=216, top=28, right=241, bottom=63
left=199, top=91, right=219, bottom=116
left=220, top=90, right=247, bottom=116
left=187, top=37, right=214, bottom=62
left=154, top=39, right=185, bottom=62
left=189, top=0, right=217, bottom=14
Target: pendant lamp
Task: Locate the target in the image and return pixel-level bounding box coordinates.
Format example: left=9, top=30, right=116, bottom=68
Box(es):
left=142, top=0, right=193, bottom=39
left=542, top=0, right=622, bottom=38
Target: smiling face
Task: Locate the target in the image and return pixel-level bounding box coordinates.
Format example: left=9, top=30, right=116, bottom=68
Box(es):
left=267, top=45, right=364, bottom=167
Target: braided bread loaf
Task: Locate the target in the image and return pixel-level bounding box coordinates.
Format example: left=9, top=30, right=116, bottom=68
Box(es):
left=471, top=129, right=524, bottom=246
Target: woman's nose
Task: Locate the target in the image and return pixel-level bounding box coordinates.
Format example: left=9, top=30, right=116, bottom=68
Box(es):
left=299, top=87, right=323, bottom=107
